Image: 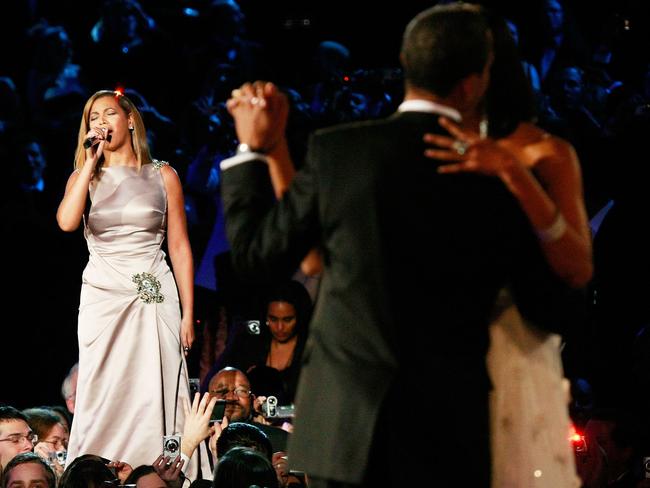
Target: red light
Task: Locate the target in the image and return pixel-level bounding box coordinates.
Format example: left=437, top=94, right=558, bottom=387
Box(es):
left=343, top=76, right=350, bottom=82
left=114, top=86, right=124, bottom=97
left=569, top=424, right=583, bottom=443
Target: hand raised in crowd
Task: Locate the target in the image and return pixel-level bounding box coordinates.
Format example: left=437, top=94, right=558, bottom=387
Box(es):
left=181, top=392, right=218, bottom=459
left=106, top=459, right=133, bottom=484
left=152, top=454, right=185, bottom=488
left=252, top=395, right=271, bottom=425
left=272, top=451, right=289, bottom=487
left=33, top=442, right=65, bottom=478
left=423, top=117, right=521, bottom=177
left=226, top=81, right=289, bottom=154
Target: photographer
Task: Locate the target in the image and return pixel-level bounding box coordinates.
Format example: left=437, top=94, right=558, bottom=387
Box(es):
left=21, top=407, right=68, bottom=479
left=180, top=392, right=299, bottom=487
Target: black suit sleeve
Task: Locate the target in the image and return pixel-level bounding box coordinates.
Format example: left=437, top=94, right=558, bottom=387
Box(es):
left=220, top=142, right=321, bottom=283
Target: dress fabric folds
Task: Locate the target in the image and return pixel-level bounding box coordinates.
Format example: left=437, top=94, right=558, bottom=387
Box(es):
left=488, top=291, right=580, bottom=488
left=66, top=164, right=209, bottom=479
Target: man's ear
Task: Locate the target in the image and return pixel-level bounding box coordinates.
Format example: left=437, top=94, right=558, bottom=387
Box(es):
left=399, top=51, right=407, bottom=69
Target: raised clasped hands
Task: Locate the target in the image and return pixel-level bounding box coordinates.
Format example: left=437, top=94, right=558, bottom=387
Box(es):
left=423, top=117, right=519, bottom=177
left=226, top=81, right=289, bottom=153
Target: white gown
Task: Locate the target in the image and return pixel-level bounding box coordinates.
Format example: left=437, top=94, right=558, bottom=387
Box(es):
left=487, top=291, right=581, bottom=488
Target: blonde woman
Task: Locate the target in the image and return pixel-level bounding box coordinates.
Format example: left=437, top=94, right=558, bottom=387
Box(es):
left=57, top=90, right=209, bottom=478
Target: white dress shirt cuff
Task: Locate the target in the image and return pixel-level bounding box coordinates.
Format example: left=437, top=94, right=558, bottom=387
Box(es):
left=220, top=152, right=268, bottom=171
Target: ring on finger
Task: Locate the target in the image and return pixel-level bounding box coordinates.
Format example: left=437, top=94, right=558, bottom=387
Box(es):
left=451, top=139, right=469, bottom=156
left=250, top=96, right=260, bottom=105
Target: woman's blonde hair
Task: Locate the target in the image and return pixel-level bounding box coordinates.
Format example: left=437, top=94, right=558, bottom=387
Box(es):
left=74, top=90, right=152, bottom=174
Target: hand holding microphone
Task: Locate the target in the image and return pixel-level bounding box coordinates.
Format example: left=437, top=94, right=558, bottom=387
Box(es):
left=84, top=127, right=107, bottom=149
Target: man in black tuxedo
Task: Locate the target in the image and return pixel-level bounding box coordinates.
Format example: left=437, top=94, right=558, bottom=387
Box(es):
left=219, top=3, right=581, bottom=487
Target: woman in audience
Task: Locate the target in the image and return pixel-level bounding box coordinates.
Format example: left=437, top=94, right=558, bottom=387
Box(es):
left=206, top=280, right=312, bottom=403
left=22, top=407, right=68, bottom=477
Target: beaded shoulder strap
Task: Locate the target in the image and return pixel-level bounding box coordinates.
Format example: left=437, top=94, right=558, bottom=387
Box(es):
left=152, top=159, right=170, bottom=169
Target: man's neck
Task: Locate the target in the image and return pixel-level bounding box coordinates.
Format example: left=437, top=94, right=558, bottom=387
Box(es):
left=403, top=87, right=476, bottom=129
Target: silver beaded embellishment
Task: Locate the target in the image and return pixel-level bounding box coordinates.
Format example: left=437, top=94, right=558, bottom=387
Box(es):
left=152, top=159, right=169, bottom=169
left=132, top=272, right=164, bottom=303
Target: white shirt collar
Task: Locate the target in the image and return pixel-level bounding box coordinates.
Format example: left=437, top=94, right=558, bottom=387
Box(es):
left=397, top=99, right=462, bottom=122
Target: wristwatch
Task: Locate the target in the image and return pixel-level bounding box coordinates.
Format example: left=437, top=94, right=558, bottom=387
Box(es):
left=236, top=143, right=265, bottom=154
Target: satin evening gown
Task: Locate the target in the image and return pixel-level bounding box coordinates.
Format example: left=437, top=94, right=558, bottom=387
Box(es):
left=487, top=291, right=580, bottom=488
left=66, top=163, right=210, bottom=479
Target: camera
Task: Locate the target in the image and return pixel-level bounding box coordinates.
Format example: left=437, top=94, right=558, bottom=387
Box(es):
left=189, top=378, right=200, bottom=397
left=209, top=399, right=227, bottom=424
left=162, top=435, right=181, bottom=460
left=261, top=396, right=295, bottom=419
left=56, top=450, right=67, bottom=465
left=48, top=450, right=67, bottom=467
left=643, top=457, right=650, bottom=479
left=246, top=320, right=261, bottom=335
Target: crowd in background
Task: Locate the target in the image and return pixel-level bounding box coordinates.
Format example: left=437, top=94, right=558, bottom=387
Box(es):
left=2, top=0, right=650, bottom=486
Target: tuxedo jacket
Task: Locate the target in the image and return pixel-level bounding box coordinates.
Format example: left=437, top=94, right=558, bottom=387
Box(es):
left=221, top=110, right=583, bottom=483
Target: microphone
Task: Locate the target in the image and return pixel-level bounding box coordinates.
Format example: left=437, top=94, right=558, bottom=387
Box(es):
left=83, top=135, right=98, bottom=149
left=83, top=128, right=107, bottom=149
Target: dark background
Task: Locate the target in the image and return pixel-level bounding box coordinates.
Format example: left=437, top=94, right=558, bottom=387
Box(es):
left=1, top=0, right=648, bottom=410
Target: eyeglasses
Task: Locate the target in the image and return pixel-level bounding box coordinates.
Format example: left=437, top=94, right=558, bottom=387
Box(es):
left=209, top=387, right=251, bottom=399
left=41, top=437, right=69, bottom=449
left=0, top=433, right=38, bottom=445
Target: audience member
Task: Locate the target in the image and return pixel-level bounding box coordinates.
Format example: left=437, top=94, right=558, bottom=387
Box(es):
left=0, top=452, right=55, bottom=488
left=0, top=407, right=36, bottom=474
left=58, top=454, right=121, bottom=488
left=205, top=280, right=312, bottom=403
left=22, top=407, right=68, bottom=477
left=212, top=447, right=279, bottom=488
left=207, top=368, right=288, bottom=452
left=61, top=363, right=78, bottom=415
left=124, top=464, right=172, bottom=488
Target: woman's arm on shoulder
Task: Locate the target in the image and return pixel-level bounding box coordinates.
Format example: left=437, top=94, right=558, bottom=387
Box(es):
left=515, top=128, right=593, bottom=286
left=161, top=164, right=195, bottom=349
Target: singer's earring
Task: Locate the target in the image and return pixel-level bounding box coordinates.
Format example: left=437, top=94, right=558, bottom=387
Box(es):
left=129, top=125, right=134, bottom=131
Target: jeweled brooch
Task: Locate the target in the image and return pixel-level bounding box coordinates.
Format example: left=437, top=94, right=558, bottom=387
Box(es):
left=132, top=272, right=164, bottom=303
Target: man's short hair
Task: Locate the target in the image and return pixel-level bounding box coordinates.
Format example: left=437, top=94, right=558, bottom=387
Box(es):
left=1, top=452, right=56, bottom=488
left=216, top=422, right=273, bottom=460
left=0, top=406, right=28, bottom=424
left=401, top=2, right=491, bottom=97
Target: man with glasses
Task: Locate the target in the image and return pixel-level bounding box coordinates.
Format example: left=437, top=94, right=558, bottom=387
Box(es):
left=0, top=406, right=37, bottom=474
left=207, top=367, right=288, bottom=452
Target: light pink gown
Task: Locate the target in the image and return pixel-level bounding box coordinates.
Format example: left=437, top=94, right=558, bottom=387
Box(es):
left=66, top=163, right=210, bottom=479
left=488, top=291, right=580, bottom=488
